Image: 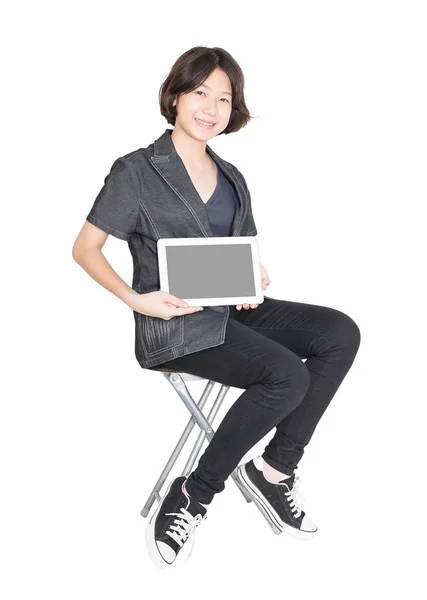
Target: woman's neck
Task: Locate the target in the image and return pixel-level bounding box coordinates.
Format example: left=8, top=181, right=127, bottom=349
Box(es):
left=170, top=124, right=210, bottom=168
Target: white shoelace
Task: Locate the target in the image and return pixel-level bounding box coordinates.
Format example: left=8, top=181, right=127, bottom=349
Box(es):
left=165, top=507, right=206, bottom=548
left=282, top=475, right=311, bottom=518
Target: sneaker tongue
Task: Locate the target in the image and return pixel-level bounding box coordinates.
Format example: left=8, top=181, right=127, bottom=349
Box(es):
left=187, top=497, right=207, bottom=518
left=279, top=472, right=295, bottom=488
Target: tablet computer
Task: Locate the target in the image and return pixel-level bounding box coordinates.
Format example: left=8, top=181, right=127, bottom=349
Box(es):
left=157, top=236, right=264, bottom=307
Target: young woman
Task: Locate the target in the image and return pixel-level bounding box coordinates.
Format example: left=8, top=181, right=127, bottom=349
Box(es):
left=72, top=46, right=361, bottom=570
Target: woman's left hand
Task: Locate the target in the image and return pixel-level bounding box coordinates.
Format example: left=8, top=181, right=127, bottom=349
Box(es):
left=236, top=263, right=270, bottom=310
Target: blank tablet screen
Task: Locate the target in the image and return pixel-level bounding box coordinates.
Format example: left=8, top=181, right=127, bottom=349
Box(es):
left=165, top=242, right=256, bottom=299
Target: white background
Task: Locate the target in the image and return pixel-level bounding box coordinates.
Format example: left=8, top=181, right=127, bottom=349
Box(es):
left=2, top=0, right=426, bottom=597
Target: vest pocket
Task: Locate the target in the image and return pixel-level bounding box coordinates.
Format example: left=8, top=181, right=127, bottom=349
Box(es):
left=138, top=313, right=184, bottom=357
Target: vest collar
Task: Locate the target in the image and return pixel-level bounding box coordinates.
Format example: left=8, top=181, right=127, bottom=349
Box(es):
left=150, top=128, right=247, bottom=237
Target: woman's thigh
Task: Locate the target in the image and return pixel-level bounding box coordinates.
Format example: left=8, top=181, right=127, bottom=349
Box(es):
left=162, top=316, right=308, bottom=391
left=229, top=296, right=360, bottom=357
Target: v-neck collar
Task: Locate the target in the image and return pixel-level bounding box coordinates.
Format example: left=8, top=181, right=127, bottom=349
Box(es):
left=205, top=165, right=220, bottom=205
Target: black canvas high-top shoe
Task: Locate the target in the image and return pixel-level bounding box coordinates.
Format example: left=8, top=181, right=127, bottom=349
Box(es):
left=145, top=476, right=208, bottom=569
left=237, top=456, right=317, bottom=540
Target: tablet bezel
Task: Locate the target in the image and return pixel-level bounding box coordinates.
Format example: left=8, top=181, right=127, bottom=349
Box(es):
left=157, top=236, right=264, bottom=307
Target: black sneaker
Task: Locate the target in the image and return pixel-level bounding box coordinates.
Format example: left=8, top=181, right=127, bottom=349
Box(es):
left=237, top=456, right=317, bottom=540
left=145, top=476, right=208, bottom=569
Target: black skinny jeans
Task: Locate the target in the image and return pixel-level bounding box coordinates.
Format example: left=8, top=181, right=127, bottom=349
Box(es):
left=163, top=296, right=361, bottom=505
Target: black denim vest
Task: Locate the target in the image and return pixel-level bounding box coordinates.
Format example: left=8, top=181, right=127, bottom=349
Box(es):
left=87, top=128, right=258, bottom=370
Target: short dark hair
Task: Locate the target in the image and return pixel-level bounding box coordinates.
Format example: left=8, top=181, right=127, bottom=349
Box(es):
left=159, top=46, right=254, bottom=135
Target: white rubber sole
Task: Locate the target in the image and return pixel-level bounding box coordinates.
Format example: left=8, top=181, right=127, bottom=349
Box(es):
left=236, top=464, right=317, bottom=541
left=145, top=478, right=195, bottom=569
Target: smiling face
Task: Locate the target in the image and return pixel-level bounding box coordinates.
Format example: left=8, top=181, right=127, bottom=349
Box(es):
left=172, top=68, right=233, bottom=140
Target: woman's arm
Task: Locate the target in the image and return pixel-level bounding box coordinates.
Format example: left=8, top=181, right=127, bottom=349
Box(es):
left=72, top=221, right=138, bottom=309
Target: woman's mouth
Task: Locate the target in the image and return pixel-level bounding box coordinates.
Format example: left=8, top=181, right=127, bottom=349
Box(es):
left=195, top=118, right=216, bottom=129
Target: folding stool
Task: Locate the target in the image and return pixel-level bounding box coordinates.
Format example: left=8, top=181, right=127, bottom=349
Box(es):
left=140, top=362, right=257, bottom=520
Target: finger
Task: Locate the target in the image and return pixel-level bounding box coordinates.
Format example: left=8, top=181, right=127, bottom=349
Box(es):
left=167, top=295, right=189, bottom=307
left=171, top=305, right=204, bottom=316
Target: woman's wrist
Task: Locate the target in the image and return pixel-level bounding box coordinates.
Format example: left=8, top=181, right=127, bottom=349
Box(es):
left=123, top=288, right=140, bottom=310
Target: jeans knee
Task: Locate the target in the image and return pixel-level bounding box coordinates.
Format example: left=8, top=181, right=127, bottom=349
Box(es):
left=335, top=312, right=361, bottom=353
left=349, top=317, right=361, bottom=352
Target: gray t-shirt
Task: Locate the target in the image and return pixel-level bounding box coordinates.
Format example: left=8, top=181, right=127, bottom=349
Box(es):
left=205, top=167, right=237, bottom=236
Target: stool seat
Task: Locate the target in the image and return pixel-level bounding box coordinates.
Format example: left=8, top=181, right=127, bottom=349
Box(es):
left=147, top=363, right=206, bottom=381
left=147, top=363, right=183, bottom=374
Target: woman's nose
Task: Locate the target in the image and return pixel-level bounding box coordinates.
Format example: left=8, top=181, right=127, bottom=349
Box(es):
left=204, top=104, right=216, bottom=117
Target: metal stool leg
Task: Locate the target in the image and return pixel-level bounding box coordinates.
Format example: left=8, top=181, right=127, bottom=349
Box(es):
left=140, top=372, right=252, bottom=518
left=163, top=373, right=253, bottom=504
left=140, top=375, right=215, bottom=517
left=176, top=380, right=253, bottom=503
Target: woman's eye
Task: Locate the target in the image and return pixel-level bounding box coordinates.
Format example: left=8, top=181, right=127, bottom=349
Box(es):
left=196, top=91, right=229, bottom=103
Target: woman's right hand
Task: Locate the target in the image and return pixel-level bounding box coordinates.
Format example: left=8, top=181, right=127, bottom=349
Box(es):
left=130, top=290, right=204, bottom=320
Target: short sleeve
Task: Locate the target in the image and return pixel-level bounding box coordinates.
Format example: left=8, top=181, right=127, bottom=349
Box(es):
left=86, top=158, right=140, bottom=241
left=239, top=172, right=258, bottom=236
left=245, top=196, right=258, bottom=236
